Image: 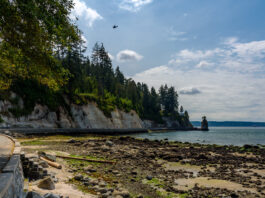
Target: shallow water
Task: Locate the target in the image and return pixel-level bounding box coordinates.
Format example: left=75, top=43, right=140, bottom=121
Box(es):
left=130, top=127, right=265, bottom=146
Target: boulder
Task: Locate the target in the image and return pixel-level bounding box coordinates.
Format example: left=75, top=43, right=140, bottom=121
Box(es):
left=37, top=177, right=55, bottom=190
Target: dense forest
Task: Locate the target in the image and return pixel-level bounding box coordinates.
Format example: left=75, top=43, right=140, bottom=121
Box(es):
left=0, top=0, right=190, bottom=126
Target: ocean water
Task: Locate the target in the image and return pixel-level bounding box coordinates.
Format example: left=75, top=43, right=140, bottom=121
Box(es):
left=130, top=127, right=265, bottom=146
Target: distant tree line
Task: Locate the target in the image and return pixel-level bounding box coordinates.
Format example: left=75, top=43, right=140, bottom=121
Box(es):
left=58, top=41, right=190, bottom=123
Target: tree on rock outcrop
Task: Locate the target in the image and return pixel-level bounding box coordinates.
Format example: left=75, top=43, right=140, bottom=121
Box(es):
left=201, top=116, right=209, bottom=131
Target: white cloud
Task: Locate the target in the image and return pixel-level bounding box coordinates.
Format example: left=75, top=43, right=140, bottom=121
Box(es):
left=132, top=65, right=265, bottom=121
left=196, top=61, right=213, bottom=68
left=168, top=29, right=187, bottom=41
left=167, top=27, right=188, bottom=41
left=169, top=39, right=265, bottom=73
left=223, top=37, right=238, bottom=45
left=117, top=50, right=143, bottom=62
left=119, top=0, right=153, bottom=12
left=131, top=38, right=265, bottom=121
left=71, top=0, right=102, bottom=27
left=231, top=40, right=265, bottom=58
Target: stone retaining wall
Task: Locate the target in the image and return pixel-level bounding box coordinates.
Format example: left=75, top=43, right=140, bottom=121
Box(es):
left=2, top=128, right=148, bottom=136
left=21, top=154, right=48, bottom=180
left=0, top=137, right=24, bottom=198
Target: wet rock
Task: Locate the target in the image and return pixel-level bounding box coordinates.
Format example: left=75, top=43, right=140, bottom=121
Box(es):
left=39, top=161, right=49, bottom=168
left=37, top=177, right=55, bottom=190
left=98, top=188, right=108, bottom=194
left=43, top=193, right=60, bottom=198
left=99, top=181, right=107, bottom=187
left=74, top=174, right=83, bottom=181
left=131, top=171, right=137, bottom=175
left=45, top=154, right=56, bottom=162
left=89, top=179, right=99, bottom=186
left=113, top=189, right=130, bottom=198
left=146, top=176, right=153, bottom=180
left=26, top=192, right=44, bottom=198
left=67, top=139, right=76, bottom=143
left=106, top=140, right=114, bottom=147
left=196, top=154, right=208, bottom=160
left=101, top=145, right=111, bottom=152
left=38, top=151, right=46, bottom=157
left=230, top=193, right=239, bottom=198
left=112, top=170, right=119, bottom=175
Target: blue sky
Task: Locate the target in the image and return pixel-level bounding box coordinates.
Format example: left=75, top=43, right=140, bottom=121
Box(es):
left=71, top=0, right=265, bottom=121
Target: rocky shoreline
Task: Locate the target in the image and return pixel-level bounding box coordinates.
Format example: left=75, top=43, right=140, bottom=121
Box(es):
left=19, top=134, right=265, bottom=198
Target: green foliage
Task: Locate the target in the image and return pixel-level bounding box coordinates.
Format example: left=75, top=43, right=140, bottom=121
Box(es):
left=7, top=79, right=66, bottom=118
left=0, top=0, right=80, bottom=90
left=0, top=115, right=4, bottom=123
left=159, top=85, right=179, bottom=117
left=0, top=91, right=10, bottom=101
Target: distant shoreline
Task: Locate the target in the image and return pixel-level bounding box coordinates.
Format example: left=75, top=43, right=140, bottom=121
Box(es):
left=191, top=121, right=265, bottom=127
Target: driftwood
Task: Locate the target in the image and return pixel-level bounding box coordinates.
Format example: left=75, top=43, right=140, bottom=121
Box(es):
left=56, top=155, right=115, bottom=164
left=40, top=156, right=62, bottom=169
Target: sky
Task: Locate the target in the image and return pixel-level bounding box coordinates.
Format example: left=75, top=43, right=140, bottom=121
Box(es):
left=71, top=0, right=265, bottom=122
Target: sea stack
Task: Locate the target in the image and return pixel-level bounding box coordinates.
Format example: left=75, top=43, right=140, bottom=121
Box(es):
left=201, top=116, right=209, bottom=131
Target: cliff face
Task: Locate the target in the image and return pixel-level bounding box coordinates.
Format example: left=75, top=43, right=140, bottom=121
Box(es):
left=0, top=94, right=144, bottom=129
left=143, top=117, right=193, bottom=130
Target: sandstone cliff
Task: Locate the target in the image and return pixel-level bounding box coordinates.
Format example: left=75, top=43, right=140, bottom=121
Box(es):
left=0, top=93, right=144, bottom=129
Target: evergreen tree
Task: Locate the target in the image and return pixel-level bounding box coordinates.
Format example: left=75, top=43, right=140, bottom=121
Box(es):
left=180, top=106, right=184, bottom=113
left=184, top=110, right=189, bottom=120
left=115, top=67, right=125, bottom=85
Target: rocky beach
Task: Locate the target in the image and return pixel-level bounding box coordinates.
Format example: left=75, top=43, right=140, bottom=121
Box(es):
left=18, top=134, right=265, bottom=198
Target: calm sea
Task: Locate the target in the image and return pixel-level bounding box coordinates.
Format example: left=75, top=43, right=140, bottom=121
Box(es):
left=130, top=127, right=265, bottom=146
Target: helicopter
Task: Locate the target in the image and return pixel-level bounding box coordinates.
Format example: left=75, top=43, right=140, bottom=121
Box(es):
left=113, top=25, right=118, bottom=29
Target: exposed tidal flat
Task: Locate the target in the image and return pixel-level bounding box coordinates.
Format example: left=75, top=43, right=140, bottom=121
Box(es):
left=131, top=127, right=265, bottom=146
left=18, top=133, right=265, bottom=198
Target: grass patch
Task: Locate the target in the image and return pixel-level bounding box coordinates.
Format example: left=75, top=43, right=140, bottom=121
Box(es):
left=21, top=140, right=48, bottom=146
left=64, top=154, right=109, bottom=169
left=157, top=190, right=188, bottom=198
left=146, top=178, right=164, bottom=188
left=178, top=193, right=189, bottom=198
left=70, top=154, right=106, bottom=161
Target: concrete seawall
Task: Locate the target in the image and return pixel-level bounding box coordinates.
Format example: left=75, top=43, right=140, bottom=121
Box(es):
left=1, top=128, right=148, bottom=136
left=0, top=135, right=24, bottom=198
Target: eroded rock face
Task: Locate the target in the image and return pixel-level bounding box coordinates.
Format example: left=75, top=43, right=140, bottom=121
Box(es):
left=0, top=96, right=144, bottom=129
left=70, top=103, right=143, bottom=129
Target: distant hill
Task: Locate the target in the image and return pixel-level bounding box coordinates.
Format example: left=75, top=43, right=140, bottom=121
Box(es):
left=191, top=121, right=265, bottom=127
